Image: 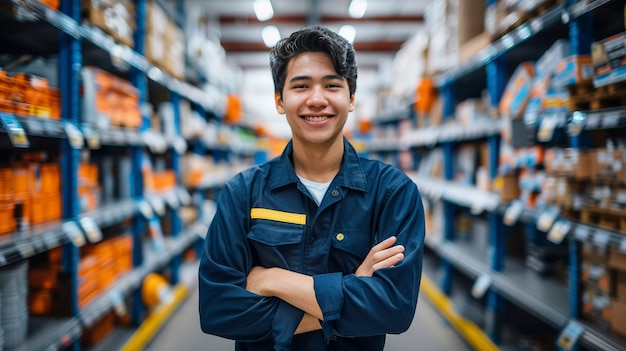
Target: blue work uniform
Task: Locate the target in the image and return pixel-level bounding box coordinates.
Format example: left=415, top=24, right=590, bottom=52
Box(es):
left=199, top=137, right=425, bottom=351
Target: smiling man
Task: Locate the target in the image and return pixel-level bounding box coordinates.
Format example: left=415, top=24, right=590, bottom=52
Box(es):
left=198, top=26, right=425, bottom=351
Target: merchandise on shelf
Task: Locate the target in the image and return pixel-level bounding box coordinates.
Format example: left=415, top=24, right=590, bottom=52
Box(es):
left=81, top=66, right=141, bottom=129
left=145, top=0, right=185, bottom=80
left=592, top=31, right=626, bottom=86
left=0, top=70, right=61, bottom=119
left=82, top=0, right=136, bottom=47
left=499, top=62, right=535, bottom=119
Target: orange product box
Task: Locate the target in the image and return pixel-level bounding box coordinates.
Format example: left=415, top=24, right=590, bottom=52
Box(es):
left=78, top=255, right=100, bottom=279
left=0, top=168, right=13, bottom=201
left=81, top=311, right=116, bottom=346
left=40, top=163, right=61, bottom=194
left=0, top=201, right=16, bottom=235
left=28, top=192, right=48, bottom=225
left=42, top=192, right=62, bottom=222
left=28, top=267, right=60, bottom=290
left=39, top=0, right=59, bottom=9
left=29, top=290, right=56, bottom=315
left=499, top=62, right=535, bottom=118
left=12, top=164, right=37, bottom=199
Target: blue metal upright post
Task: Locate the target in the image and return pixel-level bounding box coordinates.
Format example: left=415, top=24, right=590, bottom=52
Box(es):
left=485, top=51, right=507, bottom=344
left=192, top=104, right=207, bottom=258
left=59, top=0, right=81, bottom=349
left=131, top=0, right=149, bottom=326
left=566, top=5, right=593, bottom=329
left=170, top=92, right=183, bottom=285
left=441, top=141, right=455, bottom=295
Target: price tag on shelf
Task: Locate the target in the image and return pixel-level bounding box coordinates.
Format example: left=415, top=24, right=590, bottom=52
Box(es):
left=138, top=200, right=154, bottom=219
left=147, top=195, right=166, bottom=217
left=82, top=126, right=101, bottom=149
left=177, top=187, right=191, bottom=206
left=173, top=136, right=187, bottom=155
left=15, top=241, right=35, bottom=258
left=538, top=114, right=559, bottom=142
left=504, top=200, right=524, bottom=226
left=471, top=274, right=492, bottom=299
left=165, top=191, right=180, bottom=209
left=592, top=230, right=610, bottom=249
left=557, top=320, right=584, bottom=350
left=602, top=111, right=619, bottom=128
left=64, top=121, right=84, bottom=149
left=62, top=220, right=86, bottom=247
left=148, top=217, right=166, bottom=254
left=43, top=231, right=59, bottom=250
left=0, top=113, right=29, bottom=148
left=547, top=220, right=572, bottom=244
left=537, top=207, right=559, bottom=233
left=573, top=225, right=590, bottom=241
left=80, top=217, right=103, bottom=243
left=110, top=289, right=127, bottom=317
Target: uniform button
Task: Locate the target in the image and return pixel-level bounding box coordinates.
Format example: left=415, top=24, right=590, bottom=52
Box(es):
left=331, top=189, right=339, bottom=197
left=336, top=233, right=345, bottom=241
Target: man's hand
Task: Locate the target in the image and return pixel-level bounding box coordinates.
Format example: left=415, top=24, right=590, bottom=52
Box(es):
left=355, top=236, right=404, bottom=277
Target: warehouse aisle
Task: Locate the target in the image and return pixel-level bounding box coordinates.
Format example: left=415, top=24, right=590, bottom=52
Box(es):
left=145, top=280, right=472, bottom=351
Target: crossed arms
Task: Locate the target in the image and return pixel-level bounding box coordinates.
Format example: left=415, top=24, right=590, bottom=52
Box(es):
left=245, top=236, right=406, bottom=334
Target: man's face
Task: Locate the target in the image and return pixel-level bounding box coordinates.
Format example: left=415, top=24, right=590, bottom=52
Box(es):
left=275, top=52, right=354, bottom=147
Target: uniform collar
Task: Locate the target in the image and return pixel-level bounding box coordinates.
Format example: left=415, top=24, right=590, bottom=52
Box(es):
left=269, top=137, right=367, bottom=192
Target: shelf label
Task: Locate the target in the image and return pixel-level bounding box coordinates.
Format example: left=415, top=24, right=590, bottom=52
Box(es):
left=147, top=195, right=166, bottom=217
left=592, top=230, right=610, bottom=249
left=138, top=200, right=154, bottom=219
left=110, top=289, right=127, bottom=317
left=504, top=200, right=524, bottom=226
left=148, top=217, right=166, bottom=254
left=177, top=187, right=191, bottom=206
left=573, top=225, right=590, bottom=241
left=15, top=241, right=35, bottom=258
left=64, top=121, right=84, bottom=149
left=537, top=207, right=559, bottom=233
left=165, top=191, right=180, bottom=209
left=547, top=220, right=572, bottom=244
left=43, top=231, right=59, bottom=250
left=62, top=220, right=86, bottom=247
left=471, top=274, right=492, bottom=299
left=0, top=113, right=29, bottom=148
left=82, top=125, right=101, bottom=149
left=538, top=114, right=559, bottom=142
left=80, top=217, right=103, bottom=243
left=173, top=136, right=187, bottom=155
left=557, top=320, right=584, bottom=350
left=603, top=111, right=619, bottom=128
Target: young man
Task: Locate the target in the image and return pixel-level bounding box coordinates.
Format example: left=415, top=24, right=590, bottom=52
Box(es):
left=199, top=26, right=425, bottom=351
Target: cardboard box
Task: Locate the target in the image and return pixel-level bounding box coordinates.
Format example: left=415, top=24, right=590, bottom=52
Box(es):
left=460, top=32, right=491, bottom=64
left=499, top=62, right=535, bottom=118
left=582, top=260, right=611, bottom=293
left=610, top=298, right=626, bottom=337
left=582, top=286, right=611, bottom=324
left=592, top=32, right=626, bottom=77
left=614, top=270, right=626, bottom=299
left=609, top=247, right=626, bottom=271
left=82, top=0, right=135, bottom=47
left=553, top=55, right=594, bottom=88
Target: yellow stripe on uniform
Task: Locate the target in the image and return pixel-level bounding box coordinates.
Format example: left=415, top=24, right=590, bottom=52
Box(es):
left=420, top=275, right=500, bottom=351
left=250, top=208, right=306, bottom=225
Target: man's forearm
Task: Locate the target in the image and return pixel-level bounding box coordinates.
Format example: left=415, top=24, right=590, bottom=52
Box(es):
left=259, top=267, right=324, bottom=320
left=295, top=313, right=322, bottom=335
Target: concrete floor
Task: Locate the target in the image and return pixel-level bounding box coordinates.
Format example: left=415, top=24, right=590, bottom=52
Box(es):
left=145, top=283, right=472, bottom=351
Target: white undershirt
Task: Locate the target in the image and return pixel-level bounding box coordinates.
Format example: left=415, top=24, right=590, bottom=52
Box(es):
left=297, top=175, right=332, bottom=206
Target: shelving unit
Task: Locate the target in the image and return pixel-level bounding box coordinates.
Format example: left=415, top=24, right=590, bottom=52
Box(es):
left=369, top=0, right=626, bottom=350
left=0, top=1, right=249, bottom=350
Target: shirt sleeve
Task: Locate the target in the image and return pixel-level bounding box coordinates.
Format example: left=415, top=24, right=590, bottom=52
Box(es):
left=199, top=179, right=285, bottom=342
left=313, top=177, right=425, bottom=339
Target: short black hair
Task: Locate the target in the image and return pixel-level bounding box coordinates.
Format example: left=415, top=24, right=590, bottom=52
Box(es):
left=269, top=26, right=357, bottom=97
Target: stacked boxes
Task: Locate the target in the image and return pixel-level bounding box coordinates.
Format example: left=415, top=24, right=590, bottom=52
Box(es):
left=82, top=67, right=141, bottom=129
left=145, top=1, right=185, bottom=80
left=592, top=32, right=626, bottom=87
left=82, top=0, right=136, bottom=47
left=0, top=70, right=61, bottom=119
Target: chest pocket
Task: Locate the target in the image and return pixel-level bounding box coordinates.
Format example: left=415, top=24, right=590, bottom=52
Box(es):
left=247, top=222, right=304, bottom=269
left=329, top=229, right=371, bottom=274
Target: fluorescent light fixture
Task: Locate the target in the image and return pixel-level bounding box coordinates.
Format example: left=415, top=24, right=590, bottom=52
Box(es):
left=254, top=0, right=274, bottom=21
left=339, top=25, right=356, bottom=44
left=262, top=25, right=281, bottom=47
left=348, top=0, right=367, bottom=18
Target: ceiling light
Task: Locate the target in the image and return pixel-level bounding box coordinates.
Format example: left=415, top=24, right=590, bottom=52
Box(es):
left=348, top=0, right=367, bottom=18
left=254, top=0, right=274, bottom=21
left=262, top=25, right=281, bottom=47
left=339, top=25, right=356, bottom=44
